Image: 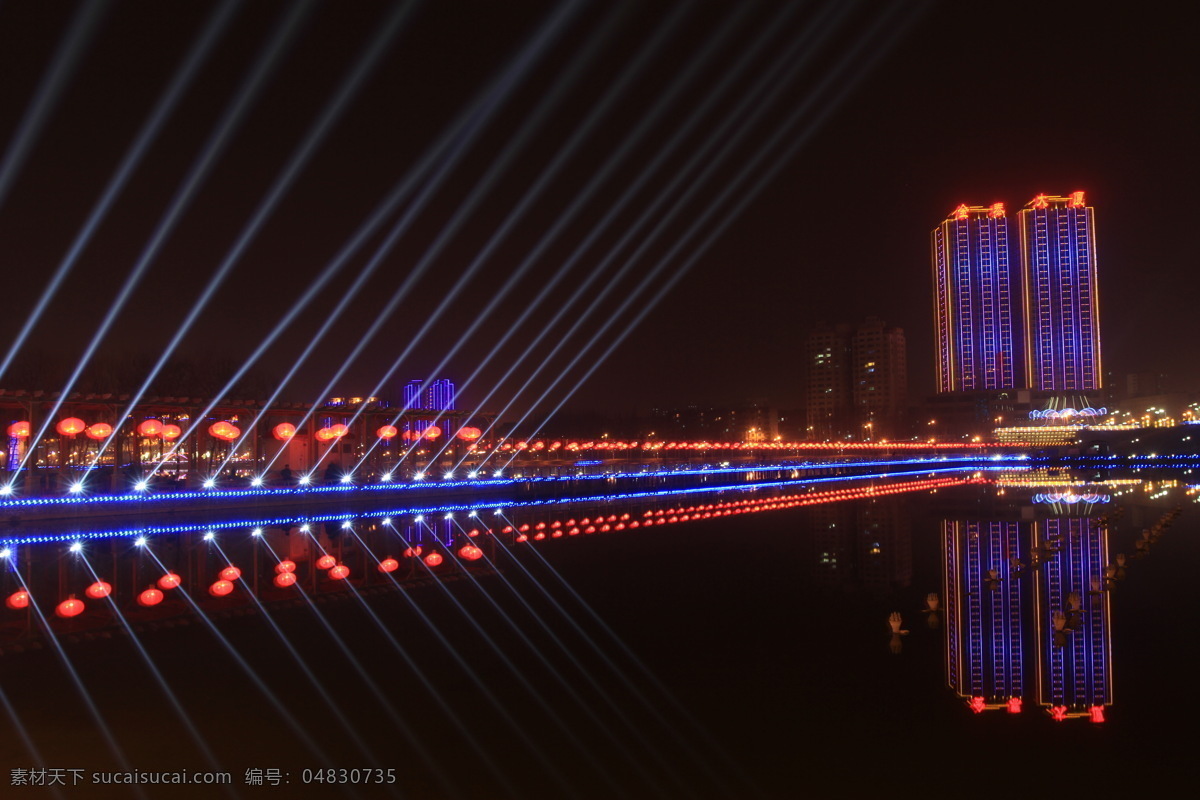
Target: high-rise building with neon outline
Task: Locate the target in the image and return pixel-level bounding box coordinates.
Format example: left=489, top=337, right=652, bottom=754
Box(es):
left=931, top=202, right=1018, bottom=393
left=1017, top=192, right=1101, bottom=392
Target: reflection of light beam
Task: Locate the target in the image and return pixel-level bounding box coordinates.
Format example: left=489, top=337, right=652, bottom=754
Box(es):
left=9, top=572, right=139, bottom=786
left=321, top=524, right=514, bottom=797
left=488, top=510, right=732, bottom=790
left=446, top=516, right=675, bottom=792
left=388, top=519, right=581, bottom=795
left=146, top=0, right=582, bottom=482
left=0, top=1, right=238, bottom=385
left=205, top=538, right=381, bottom=768
left=88, top=2, right=415, bottom=478
left=77, top=549, right=226, bottom=779
left=12, top=2, right=314, bottom=485
left=137, top=544, right=332, bottom=767
left=488, top=4, right=922, bottom=468
left=0, top=554, right=47, bottom=770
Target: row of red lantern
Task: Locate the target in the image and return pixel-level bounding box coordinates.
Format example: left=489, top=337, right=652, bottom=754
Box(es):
left=6, top=418, right=488, bottom=445
left=10, top=538, right=496, bottom=617
left=493, top=476, right=979, bottom=543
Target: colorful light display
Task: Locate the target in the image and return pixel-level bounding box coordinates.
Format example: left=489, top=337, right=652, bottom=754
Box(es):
left=1018, top=192, right=1101, bottom=391
left=932, top=203, right=1017, bottom=392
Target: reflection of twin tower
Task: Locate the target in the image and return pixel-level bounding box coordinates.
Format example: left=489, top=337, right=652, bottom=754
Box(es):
left=932, top=193, right=1100, bottom=393
left=942, top=518, right=1111, bottom=721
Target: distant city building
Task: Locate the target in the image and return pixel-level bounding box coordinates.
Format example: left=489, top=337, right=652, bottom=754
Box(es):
left=932, top=202, right=1018, bottom=392
left=403, top=379, right=457, bottom=412
left=851, top=317, right=907, bottom=439
left=1017, top=192, right=1101, bottom=392
left=804, top=323, right=853, bottom=439
left=650, top=404, right=779, bottom=441
left=805, top=318, right=907, bottom=440
left=403, top=378, right=457, bottom=438
left=928, top=192, right=1103, bottom=435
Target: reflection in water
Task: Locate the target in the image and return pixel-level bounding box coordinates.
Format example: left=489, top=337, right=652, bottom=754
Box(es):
left=0, top=473, right=974, bottom=649
left=942, top=514, right=1112, bottom=721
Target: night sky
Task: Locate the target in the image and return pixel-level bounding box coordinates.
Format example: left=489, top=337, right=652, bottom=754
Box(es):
left=1, top=1, right=1195, bottom=424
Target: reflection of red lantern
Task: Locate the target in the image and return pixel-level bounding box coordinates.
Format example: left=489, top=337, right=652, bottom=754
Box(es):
left=456, top=426, right=482, bottom=441
left=328, top=564, right=350, bottom=580
left=273, top=572, right=297, bottom=588
left=137, top=419, right=163, bottom=437
left=158, top=573, right=182, bottom=590
left=424, top=552, right=443, bottom=567
left=378, top=558, right=399, bottom=573
left=56, top=597, right=85, bottom=618
left=219, top=566, right=241, bottom=582
left=458, top=545, right=483, bottom=561
left=86, top=423, right=113, bottom=440
left=423, top=425, right=442, bottom=440
left=7, top=421, right=30, bottom=438
left=57, top=417, right=86, bottom=436
left=138, top=588, right=163, bottom=607
left=209, top=580, right=234, bottom=597
left=162, top=424, right=182, bottom=440
left=273, top=423, right=296, bottom=441
left=208, top=421, right=240, bottom=441
left=377, top=425, right=398, bottom=440
left=316, top=555, right=337, bottom=570
left=85, top=581, right=112, bottom=599
left=6, top=590, right=30, bottom=610
left=274, top=560, right=296, bottom=574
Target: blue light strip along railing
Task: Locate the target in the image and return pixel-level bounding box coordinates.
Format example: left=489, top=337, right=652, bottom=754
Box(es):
left=0, top=464, right=1007, bottom=548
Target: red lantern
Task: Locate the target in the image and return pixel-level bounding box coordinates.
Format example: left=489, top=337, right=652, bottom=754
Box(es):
left=315, top=427, right=335, bottom=442
left=274, top=560, right=296, bottom=574
left=329, top=423, right=348, bottom=438
left=458, top=544, right=483, bottom=561
left=273, top=423, right=296, bottom=441
left=316, top=554, right=337, bottom=570
left=137, top=419, right=163, bottom=437
left=7, top=421, right=30, bottom=438
left=56, top=597, right=85, bottom=618
left=456, top=426, right=482, bottom=441
left=56, top=417, right=86, bottom=436
left=328, top=564, right=350, bottom=580
left=424, top=552, right=443, bottom=567
left=423, top=425, right=442, bottom=440
left=157, top=572, right=182, bottom=590
left=219, top=566, right=241, bottom=582
left=378, top=558, right=399, bottom=573
left=377, top=425, right=398, bottom=440
left=273, top=572, right=297, bottom=588
left=6, top=590, right=30, bottom=610
left=138, top=587, right=163, bottom=607
left=86, top=423, right=113, bottom=440
left=403, top=546, right=422, bottom=558
left=85, top=581, right=112, bottom=599
left=208, top=580, right=234, bottom=597
left=162, top=424, right=182, bottom=440
left=208, top=422, right=240, bottom=441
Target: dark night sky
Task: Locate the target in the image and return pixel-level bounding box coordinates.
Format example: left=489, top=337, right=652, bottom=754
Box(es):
left=0, top=1, right=1195, bottom=424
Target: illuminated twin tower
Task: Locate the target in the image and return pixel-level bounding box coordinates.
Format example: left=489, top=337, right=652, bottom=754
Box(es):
left=932, top=192, right=1100, bottom=395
